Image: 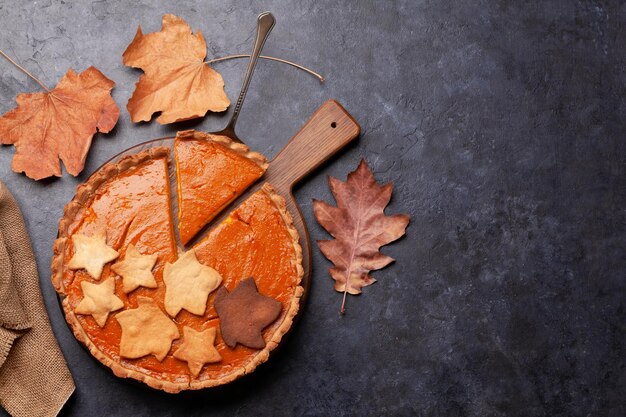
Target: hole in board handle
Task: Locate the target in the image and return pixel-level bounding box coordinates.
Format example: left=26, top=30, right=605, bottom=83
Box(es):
left=331, top=122, right=337, bottom=128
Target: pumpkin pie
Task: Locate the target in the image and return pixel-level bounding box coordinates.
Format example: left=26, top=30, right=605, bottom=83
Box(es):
left=51, top=144, right=303, bottom=393
left=174, top=130, right=267, bottom=245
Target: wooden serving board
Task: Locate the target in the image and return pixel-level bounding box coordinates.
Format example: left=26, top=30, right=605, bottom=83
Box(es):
left=98, top=99, right=360, bottom=326
left=260, top=100, right=360, bottom=304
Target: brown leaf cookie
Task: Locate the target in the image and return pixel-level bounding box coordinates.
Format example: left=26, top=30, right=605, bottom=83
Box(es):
left=214, top=277, right=282, bottom=349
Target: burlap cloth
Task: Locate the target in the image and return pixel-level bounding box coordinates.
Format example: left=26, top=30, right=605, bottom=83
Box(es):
left=0, top=182, right=74, bottom=417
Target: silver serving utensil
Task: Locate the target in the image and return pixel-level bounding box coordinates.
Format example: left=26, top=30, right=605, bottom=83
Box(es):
left=212, top=11, right=275, bottom=142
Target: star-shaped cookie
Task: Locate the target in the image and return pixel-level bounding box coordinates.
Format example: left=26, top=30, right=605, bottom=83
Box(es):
left=67, top=233, right=119, bottom=280
left=163, top=249, right=222, bottom=317
left=74, top=277, right=124, bottom=327
left=111, top=244, right=158, bottom=293
left=173, top=327, right=222, bottom=377
left=214, top=277, right=282, bottom=349
left=115, top=297, right=179, bottom=361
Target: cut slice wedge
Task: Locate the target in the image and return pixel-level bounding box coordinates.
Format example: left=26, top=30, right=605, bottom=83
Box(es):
left=174, top=130, right=268, bottom=245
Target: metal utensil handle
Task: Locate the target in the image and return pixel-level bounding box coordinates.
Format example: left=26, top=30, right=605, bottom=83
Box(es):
left=224, top=12, right=275, bottom=134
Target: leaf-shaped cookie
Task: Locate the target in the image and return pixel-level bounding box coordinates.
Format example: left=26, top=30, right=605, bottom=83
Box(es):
left=123, top=14, right=230, bottom=124
left=214, top=277, right=281, bottom=349
left=163, top=249, right=222, bottom=317
left=0, top=67, right=119, bottom=180
left=313, top=159, right=410, bottom=313
left=116, top=297, right=180, bottom=362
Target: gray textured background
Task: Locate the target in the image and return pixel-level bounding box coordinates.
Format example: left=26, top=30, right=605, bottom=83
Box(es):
left=1, top=1, right=625, bottom=416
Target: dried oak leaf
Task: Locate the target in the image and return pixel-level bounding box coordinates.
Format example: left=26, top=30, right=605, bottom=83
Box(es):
left=0, top=67, right=119, bottom=180
left=122, top=14, right=230, bottom=124
left=313, top=159, right=410, bottom=312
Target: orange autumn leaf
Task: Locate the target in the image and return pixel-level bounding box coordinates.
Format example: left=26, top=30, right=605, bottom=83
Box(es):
left=123, top=14, right=230, bottom=124
left=313, top=159, right=410, bottom=313
left=0, top=67, right=119, bottom=180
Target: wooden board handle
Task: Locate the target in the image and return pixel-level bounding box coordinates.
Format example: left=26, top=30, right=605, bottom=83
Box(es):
left=269, top=100, right=361, bottom=192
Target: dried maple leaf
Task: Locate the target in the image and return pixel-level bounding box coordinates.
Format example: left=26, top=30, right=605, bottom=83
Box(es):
left=313, top=159, right=410, bottom=314
left=123, top=14, right=230, bottom=124
left=0, top=66, right=119, bottom=180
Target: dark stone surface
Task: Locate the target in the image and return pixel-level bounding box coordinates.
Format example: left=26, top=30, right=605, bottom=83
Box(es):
left=0, top=1, right=624, bottom=416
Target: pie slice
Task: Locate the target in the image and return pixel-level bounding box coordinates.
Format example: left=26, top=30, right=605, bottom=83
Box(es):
left=174, top=130, right=268, bottom=245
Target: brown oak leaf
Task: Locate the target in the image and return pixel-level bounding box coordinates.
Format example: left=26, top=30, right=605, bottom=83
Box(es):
left=0, top=67, right=119, bottom=180
left=122, top=14, right=230, bottom=124
left=313, top=159, right=410, bottom=313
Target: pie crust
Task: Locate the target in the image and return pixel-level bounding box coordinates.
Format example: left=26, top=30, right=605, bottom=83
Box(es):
left=51, top=147, right=303, bottom=393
